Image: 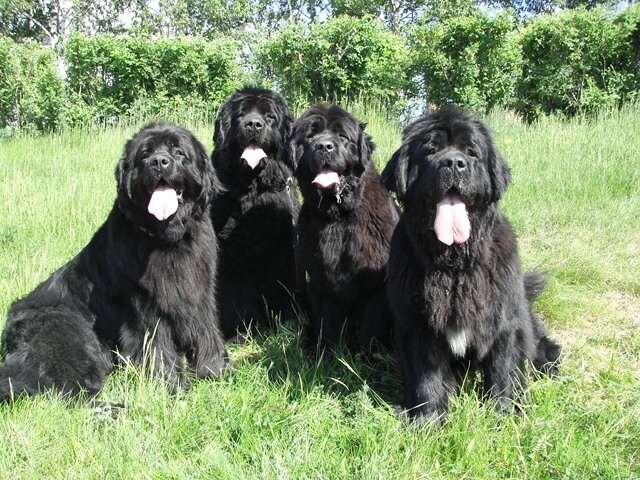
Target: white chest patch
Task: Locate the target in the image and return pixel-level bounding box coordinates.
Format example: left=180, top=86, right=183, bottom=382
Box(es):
left=446, top=328, right=468, bottom=357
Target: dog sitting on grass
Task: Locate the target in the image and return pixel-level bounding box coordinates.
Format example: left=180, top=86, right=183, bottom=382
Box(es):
left=0, top=122, right=227, bottom=401
left=292, top=104, right=399, bottom=352
left=382, top=108, right=561, bottom=425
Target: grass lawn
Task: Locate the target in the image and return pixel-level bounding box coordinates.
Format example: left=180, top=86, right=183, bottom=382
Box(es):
left=0, top=104, right=638, bottom=479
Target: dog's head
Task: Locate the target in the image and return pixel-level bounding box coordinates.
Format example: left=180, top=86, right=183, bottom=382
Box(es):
left=212, top=87, right=294, bottom=175
left=116, top=122, right=219, bottom=243
left=382, top=108, right=511, bottom=246
left=291, top=104, right=375, bottom=214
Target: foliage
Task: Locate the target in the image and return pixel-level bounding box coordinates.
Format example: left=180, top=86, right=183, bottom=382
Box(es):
left=0, top=0, right=52, bottom=43
left=256, top=15, right=411, bottom=113
left=0, top=0, right=132, bottom=47
left=516, top=6, right=640, bottom=120
left=0, top=38, right=66, bottom=132
left=489, top=0, right=615, bottom=17
left=2, top=6, right=640, bottom=132
left=63, top=35, right=244, bottom=124
left=328, top=0, right=478, bottom=32
left=409, top=11, right=521, bottom=113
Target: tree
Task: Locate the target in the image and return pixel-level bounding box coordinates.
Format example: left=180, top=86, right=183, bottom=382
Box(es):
left=330, top=0, right=477, bottom=32
left=0, top=0, right=61, bottom=44
left=0, top=0, right=129, bottom=46
left=488, top=0, right=617, bottom=17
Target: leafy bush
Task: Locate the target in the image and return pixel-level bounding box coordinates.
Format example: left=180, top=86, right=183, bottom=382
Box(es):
left=409, top=12, right=521, bottom=114
left=0, top=39, right=67, bottom=132
left=2, top=7, right=640, bottom=133
left=256, top=16, right=411, bottom=113
left=63, top=35, right=244, bottom=123
left=517, top=6, right=640, bottom=120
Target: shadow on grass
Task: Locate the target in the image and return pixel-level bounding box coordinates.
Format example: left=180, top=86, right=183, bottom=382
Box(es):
left=233, top=312, right=403, bottom=408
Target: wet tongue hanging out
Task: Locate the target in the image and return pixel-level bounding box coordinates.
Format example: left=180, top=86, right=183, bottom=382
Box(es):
left=434, top=194, right=471, bottom=245
left=312, top=169, right=340, bottom=189
left=241, top=144, right=267, bottom=169
left=148, top=185, right=179, bottom=221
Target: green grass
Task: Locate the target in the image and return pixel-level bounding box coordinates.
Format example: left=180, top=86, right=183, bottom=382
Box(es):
left=1, top=105, right=639, bottom=479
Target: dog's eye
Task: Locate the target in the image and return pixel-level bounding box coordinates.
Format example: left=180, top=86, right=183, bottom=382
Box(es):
left=467, top=147, right=478, bottom=158
left=307, top=126, right=319, bottom=139
left=339, top=133, right=351, bottom=143
left=140, top=150, right=149, bottom=159
left=174, top=148, right=185, bottom=156
left=265, top=113, right=276, bottom=122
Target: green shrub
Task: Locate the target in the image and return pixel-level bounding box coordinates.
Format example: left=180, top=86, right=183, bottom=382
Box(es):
left=409, top=12, right=521, bottom=114
left=63, top=35, right=244, bottom=123
left=256, top=16, right=411, bottom=113
left=0, top=38, right=67, bottom=133
left=517, top=6, right=640, bottom=120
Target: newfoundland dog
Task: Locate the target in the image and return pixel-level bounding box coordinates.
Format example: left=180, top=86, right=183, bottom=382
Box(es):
left=381, top=108, right=560, bottom=424
left=0, top=122, right=227, bottom=401
left=211, top=87, right=299, bottom=339
left=292, top=104, right=399, bottom=351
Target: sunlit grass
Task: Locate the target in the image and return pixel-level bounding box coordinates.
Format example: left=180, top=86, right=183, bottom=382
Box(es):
left=0, top=104, right=638, bottom=479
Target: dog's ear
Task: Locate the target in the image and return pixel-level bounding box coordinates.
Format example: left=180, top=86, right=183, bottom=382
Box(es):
left=381, top=118, right=428, bottom=202
left=115, top=127, right=144, bottom=196
left=487, top=142, right=511, bottom=202
left=275, top=92, right=293, bottom=141
left=289, top=123, right=306, bottom=175
left=213, top=100, right=233, bottom=150
left=281, top=107, right=296, bottom=171
left=356, top=122, right=375, bottom=174
left=381, top=142, right=414, bottom=203
left=115, top=139, right=132, bottom=188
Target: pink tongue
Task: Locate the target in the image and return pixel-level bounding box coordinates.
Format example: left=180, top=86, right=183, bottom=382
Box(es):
left=434, top=194, right=471, bottom=245
left=241, top=144, right=267, bottom=169
left=313, top=169, right=340, bottom=189
left=148, top=185, right=179, bottom=221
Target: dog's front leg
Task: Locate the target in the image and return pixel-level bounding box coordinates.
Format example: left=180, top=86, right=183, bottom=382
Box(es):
left=397, top=326, right=455, bottom=427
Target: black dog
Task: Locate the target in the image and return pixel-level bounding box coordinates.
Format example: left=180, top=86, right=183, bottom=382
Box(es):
left=0, top=122, right=227, bottom=401
left=211, top=87, right=299, bottom=339
left=382, top=108, right=560, bottom=424
left=292, top=104, right=399, bottom=351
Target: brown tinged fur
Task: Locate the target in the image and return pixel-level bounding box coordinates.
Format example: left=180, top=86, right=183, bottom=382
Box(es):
left=292, top=104, right=399, bottom=351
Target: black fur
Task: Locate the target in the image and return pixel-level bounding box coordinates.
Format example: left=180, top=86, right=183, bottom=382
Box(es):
left=211, top=87, right=299, bottom=339
left=381, top=108, right=560, bottom=424
left=0, top=122, right=227, bottom=401
left=292, top=104, right=399, bottom=351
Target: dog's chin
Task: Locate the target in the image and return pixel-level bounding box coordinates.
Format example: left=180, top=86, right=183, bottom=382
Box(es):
left=147, top=200, right=194, bottom=243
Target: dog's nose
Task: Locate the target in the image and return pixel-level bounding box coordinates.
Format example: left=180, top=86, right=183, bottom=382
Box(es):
left=439, top=155, right=467, bottom=172
left=244, top=114, right=264, bottom=132
left=150, top=155, right=172, bottom=170
left=314, top=140, right=335, bottom=153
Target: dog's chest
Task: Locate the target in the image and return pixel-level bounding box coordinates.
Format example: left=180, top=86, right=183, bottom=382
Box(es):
left=319, top=221, right=354, bottom=265
left=422, top=268, right=493, bottom=354
left=135, top=243, right=215, bottom=320
left=316, top=220, right=366, bottom=283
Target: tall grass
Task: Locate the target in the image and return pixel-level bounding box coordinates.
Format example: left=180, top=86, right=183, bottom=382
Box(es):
left=0, top=105, right=638, bottom=479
